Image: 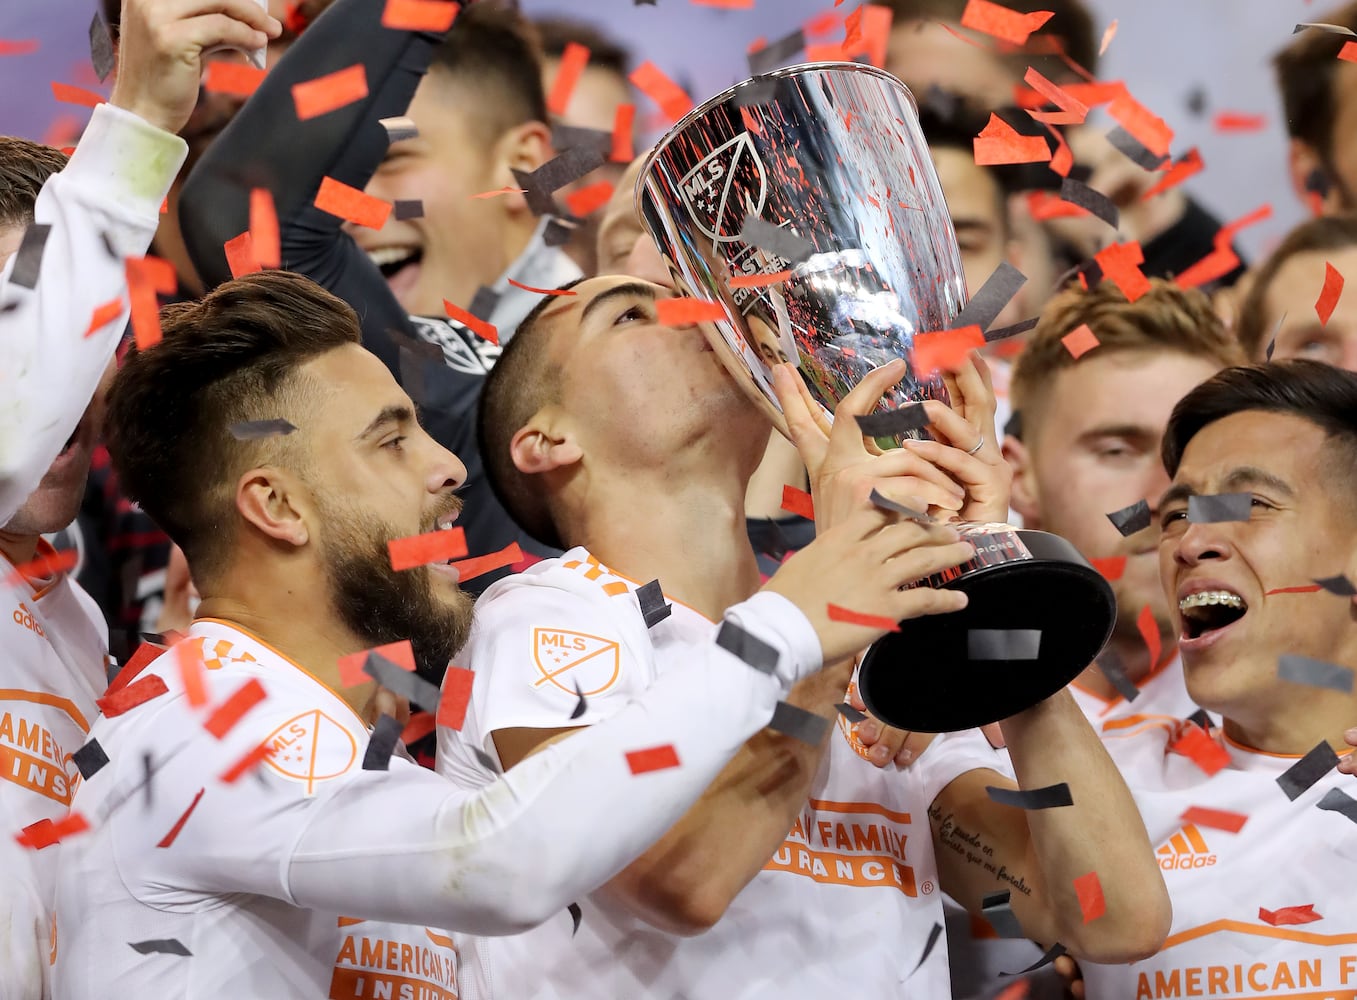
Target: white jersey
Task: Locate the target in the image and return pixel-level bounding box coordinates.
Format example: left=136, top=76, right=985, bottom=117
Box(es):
left=438, top=547, right=1006, bottom=1000
left=0, top=542, right=108, bottom=999
left=55, top=594, right=827, bottom=999
left=1070, top=652, right=1198, bottom=732
left=1081, top=720, right=1357, bottom=1000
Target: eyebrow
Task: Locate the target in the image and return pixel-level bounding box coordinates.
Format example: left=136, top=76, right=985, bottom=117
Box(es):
left=1160, top=465, right=1296, bottom=510
left=356, top=404, right=413, bottom=442
left=579, top=282, right=659, bottom=326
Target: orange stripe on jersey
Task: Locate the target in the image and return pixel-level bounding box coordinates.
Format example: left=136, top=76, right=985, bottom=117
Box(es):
left=808, top=798, right=912, bottom=825
left=337, top=916, right=364, bottom=927
left=425, top=929, right=458, bottom=951
left=1163, top=919, right=1357, bottom=950
left=0, top=689, right=90, bottom=732
left=602, top=582, right=629, bottom=596
left=1184, top=825, right=1210, bottom=853
left=1102, top=712, right=1182, bottom=732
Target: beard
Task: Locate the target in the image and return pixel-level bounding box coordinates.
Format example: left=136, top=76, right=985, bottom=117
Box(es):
left=320, top=496, right=472, bottom=683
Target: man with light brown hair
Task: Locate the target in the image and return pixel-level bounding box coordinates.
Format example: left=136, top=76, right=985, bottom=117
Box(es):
left=1005, top=279, right=1246, bottom=726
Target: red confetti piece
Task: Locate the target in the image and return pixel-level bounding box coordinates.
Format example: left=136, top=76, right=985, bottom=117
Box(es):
left=1259, top=904, right=1321, bottom=926
left=1177, top=203, right=1270, bottom=289
left=1341, top=40, right=1357, bottom=63
left=506, top=278, right=578, bottom=297
left=1108, top=90, right=1173, bottom=159
left=337, top=639, right=415, bottom=688
left=1143, top=149, right=1204, bottom=199
left=546, top=41, right=590, bottom=118
left=1137, top=604, right=1161, bottom=666
left=443, top=299, right=499, bottom=345
left=223, top=231, right=261, bottom=279
left=97, top=674, right=169, bottom=718
left=125, top=255, right=176, bottom=349
left=655, top=298, right=728, bottom=325
left=781, top=484, right=815, bottom=519
left=402, top=712, right=437, bottom=745
left=1026, top=190, right=1085, bottom=221
left=842, top=4, right=891, bottom=68
left=1317, top=262, right=1344, bottom=325
left=564, top=180, right=615, bottom=219
left=912, top=325, right=984, bottom=374
left=1061, top=323, right=1100, bottom=358
left=691, top=0, right=754, bottom=7
left=156, top=788, right=205, bottom=848
left=204, top=61, right=266, bottom=97
left=1073, top=871, right=1106, bottom=922
left=85, top=298, right=123, bottom=337
left=437, top=666, right=475, bottom=731
left=0, top=39, right=39, bottom=56
left=629, top=61, right=693, bottom=123
left=50, top=82, right=103, bottom=108
left=203, top=678, right=267, bottom=739
left=107, top=642, right=169, bottom=697
left=1090, top=555, right=1126, bottom=581
left=1214, top=112, right=1266, bottom=133
left=1170, top=723, right=1230, bottom=776
left=974, top=113, right=1051, bottom=166
left=315, top=176, right=391, bottom=230
left=611, top=103, right=636, bottom=163
left=15, top=813, right=89, bottom=850
left=250, top=188, right=280, bottom=270
left=827, top=604, right=902, bottom=632
left=381, top=0, right=460, bottom=31
left=472, top=186, right=526, bottom=200
left=1180, top=805, right=1247, bottom=833
left=1023, top=67, right=1089, bottom=126
left=176, top=643, right=209, bottom=709
left=1045, top=123, right=1073, bottom=177
left=960, top=0, right=1053, bottom=45
left=388, top=526, right=468, bottom=571
left=729, top=270, right=793, bottom=289
left=220, top=741, right=276, bottom=783
left=1095, top=242, right=1151, bottom=303
left=625, top=744, right=681, bottom=774
left=448, top=542, right=525, bottom=583
left=1266, top=584, right=1324, bottom=595
left=293, top=63, right=369, bottom=121
left=938, top=21, right=992, bottom=51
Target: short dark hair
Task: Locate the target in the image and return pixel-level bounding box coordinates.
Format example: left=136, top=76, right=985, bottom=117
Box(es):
left=534, top=16, right=632, bottom=78
left=1274, top=4, right=1357, bottom=161
left=1162, top=360, right=1357, bottom=483
left=477, top=281, right=586, bottom=550
left=431, top=1, right=549, bottom=140
left=1236, top=214, right=1357, bottom=359
left=106, top=270, right=361, bottom=581
left=879, top=0, right=1099, bottom=77
left=0, top=137, right=68, bottom=229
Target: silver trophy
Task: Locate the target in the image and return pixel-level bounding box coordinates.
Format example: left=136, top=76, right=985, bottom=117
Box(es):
left=638, top=62, right=1115, bottom=732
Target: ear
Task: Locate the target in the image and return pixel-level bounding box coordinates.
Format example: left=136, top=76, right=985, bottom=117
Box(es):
left=510, top=409, right=584, bottom=477
left=236, top=467, right=311, bottom=549
left=1002, top=432, right=1042, bottom=529
left=494, top=120, right=554, bottom=214
left=1288, top=139, right=1336, bottom=215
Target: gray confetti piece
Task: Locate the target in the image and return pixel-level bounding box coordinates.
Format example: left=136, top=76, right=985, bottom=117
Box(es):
left=1318, top=786, right=1357, bottom=824
left=715, top=619, right=779, bottom=675
left=855, top=403, right=928, bottom=438
left=568, top=901, right=583, bottom=936
left=551, top=124, right=611, bottom=156
left=768, top=701, right=833, bottom=745
left=1060, top=176, right=1120, bottom=230
left=1294, top=22, right=1357, bottom=36
left=968, top=629, right=1042, bottom=661
left=747, top=28, right=806, bottom=76
left=513, top=145, right=607, bottom=216
left=1186, top=708, right=1214, bottom=731
left=985, top=782, right=1073, bottom=809
left=1304, top=168, right=1333, bottom=198
left=393, top=199, right=424, bottom=221
left=867, top=488, right=932, bottom=522
left=1276, top=741, right=1340, bottom=801
left=734, top=78, right=780, bottom=108
left=910, top=922, right=943, bottom=975
left=981, top=890, right=1025, bottom=938
left=361, top=714, right=403, bottom=771
left=380, top=116, right=419, bottom=143
left=1278, top=654, right=1355, bottom=693
left=952, top=261, right=1027, bottom=332
left=1106, top=499, right=1152, bottom=536
left=474, top=747, right=501, bottom=773
left=129, top=939, right=192, bottom=957
left=984, top=316, right=1038, bottom=343
left=636, top=579, right=672, bottom=629
left=467, top=285, right=501, bottom=323
left=1106, top=126, right=1169, bottom=171
left=9, top=224, right=51, bottom=289
left=363, top=653, right=442, bottom=713
left=570, top=681, right=587, bottom=720
left=1187, top=493, right=1251, bottom=523
left=1096, top=649, right=1141, bottom=703
left=73, top=739, right=109, bottom=780
left=1002, top=942, right=1066, bottom=976
left=1315, top=574, right=1357, bottom=596
left=835, top=702, right=866, bottom=724
left=228, top=419, right=297, bottom=441
left=543, top=218, right=577, bottom=247
left=738, top=216, right=812, bottom=263
left=89, top=12, right=115, bottom=82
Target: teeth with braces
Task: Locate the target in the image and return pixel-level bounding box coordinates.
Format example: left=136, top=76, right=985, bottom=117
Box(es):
left=366, top=247, right=418, bottom=268
left=1179, top=590, right=1245, bottom=612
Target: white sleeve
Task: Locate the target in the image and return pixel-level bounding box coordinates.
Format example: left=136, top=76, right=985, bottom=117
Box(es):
left=917, top=728, right=1017, bottom=808
left=0, top=103, right=187, bottom=525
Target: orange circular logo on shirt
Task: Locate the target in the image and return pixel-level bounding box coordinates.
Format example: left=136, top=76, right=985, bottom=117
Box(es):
left=263, top=709, right=357, bottom=795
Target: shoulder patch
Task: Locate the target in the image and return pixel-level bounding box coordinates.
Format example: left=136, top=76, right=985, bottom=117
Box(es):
left=263, top=709, right=358, bottom=795
left=531, top=628, right=621, bottom=697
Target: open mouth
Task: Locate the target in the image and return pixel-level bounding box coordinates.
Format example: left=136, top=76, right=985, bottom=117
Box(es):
left=367, top=246, right=423, bottom=280
left=1178, top=590, right=1248, bottom=640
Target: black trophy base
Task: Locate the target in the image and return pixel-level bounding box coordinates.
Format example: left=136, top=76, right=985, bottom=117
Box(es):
left=856, top=530, right=1116, bottom=733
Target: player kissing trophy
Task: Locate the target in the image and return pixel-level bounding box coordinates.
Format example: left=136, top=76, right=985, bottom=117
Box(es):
left=637, top=62, right=1115, bottom=732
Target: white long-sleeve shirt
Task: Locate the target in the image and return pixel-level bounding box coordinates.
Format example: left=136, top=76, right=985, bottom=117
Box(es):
left=0, top=102, right=187, bottom=525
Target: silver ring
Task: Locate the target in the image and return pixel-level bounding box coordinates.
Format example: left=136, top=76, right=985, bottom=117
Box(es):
left=966, top=434, right=985, bottom=456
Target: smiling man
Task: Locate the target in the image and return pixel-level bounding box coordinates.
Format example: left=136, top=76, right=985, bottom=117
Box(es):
left=1076, top=359, right=1357, bottom=997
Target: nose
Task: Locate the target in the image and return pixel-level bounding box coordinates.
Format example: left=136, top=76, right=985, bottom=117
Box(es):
left=1172, top=521, right=1232, bottom=569
left=426, top=439, right=467, bottom=495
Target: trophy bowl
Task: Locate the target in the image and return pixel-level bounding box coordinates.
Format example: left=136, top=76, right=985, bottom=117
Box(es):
left=637, top=62, right=1115, bottom=732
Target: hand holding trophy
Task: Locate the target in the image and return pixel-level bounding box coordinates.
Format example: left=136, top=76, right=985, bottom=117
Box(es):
left=637, top=62, right=1115, bottom=732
